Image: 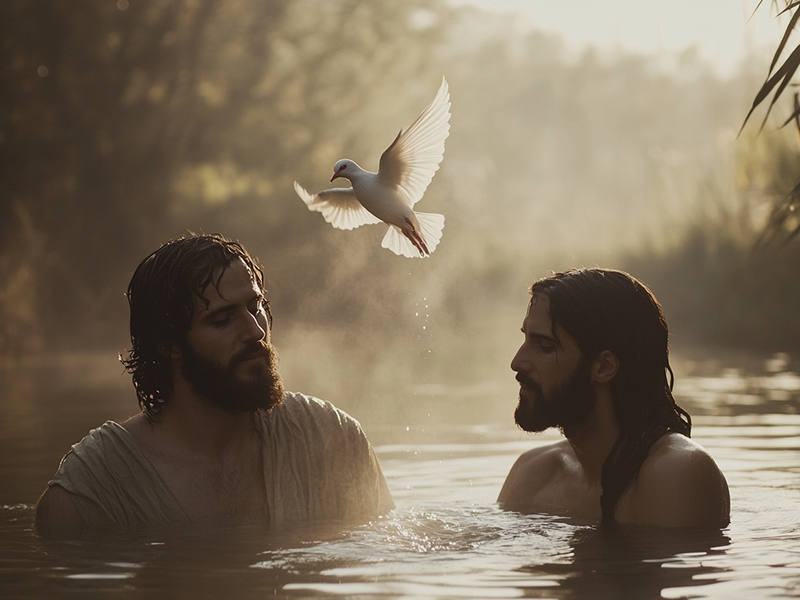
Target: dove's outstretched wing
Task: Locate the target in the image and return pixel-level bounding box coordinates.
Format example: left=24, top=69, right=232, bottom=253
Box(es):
left=378, top=77, right=451, bottom=208
left=294, top=181, right=382, bottom=230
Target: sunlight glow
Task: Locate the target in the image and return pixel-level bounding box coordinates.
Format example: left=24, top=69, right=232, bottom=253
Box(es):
left=448, top=0, right=783, bottom=76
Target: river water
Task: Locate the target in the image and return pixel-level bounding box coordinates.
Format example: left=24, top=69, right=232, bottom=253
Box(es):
left=1, top=350, right=799, bottom=599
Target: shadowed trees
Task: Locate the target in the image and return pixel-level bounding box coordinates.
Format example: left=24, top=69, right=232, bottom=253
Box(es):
left=1, top=0, right=291, bottom=351
left=2, top=0, right=797, bottom=390
left=0, top=0, right=448, bottom=354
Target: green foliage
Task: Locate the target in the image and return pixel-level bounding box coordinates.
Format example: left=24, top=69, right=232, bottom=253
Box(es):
left=0, top=0, right=449, bottom=354
left=623, top=133, right=800, bottom=352
left=626, top=223, right=800, bottom=353
left=1, top=0, right=294, bottom=350
left=743, top=0, right=800, bottom=132
left=2, top=0, right=788, bottom=406
left=741, top=0, right=800, bottom=241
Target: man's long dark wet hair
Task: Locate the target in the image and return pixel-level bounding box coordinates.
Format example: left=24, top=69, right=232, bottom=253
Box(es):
left=530, top=268, right=691, bottom=524
left=120, top=233, right=269, bottom=416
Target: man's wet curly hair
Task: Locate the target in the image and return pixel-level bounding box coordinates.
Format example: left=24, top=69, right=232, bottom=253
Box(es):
left=120, top=233, right=268, bottom=416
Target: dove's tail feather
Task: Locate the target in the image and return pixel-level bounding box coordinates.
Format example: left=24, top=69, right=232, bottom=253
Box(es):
left=381, top=226, right=417, bottom=258
left=381, top=211, right=445, bottom=258
left=416, top=211, right=445, bottom=251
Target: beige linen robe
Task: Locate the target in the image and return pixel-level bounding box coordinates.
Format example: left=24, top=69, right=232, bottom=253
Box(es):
left=48, top=392, right=393, bottom=528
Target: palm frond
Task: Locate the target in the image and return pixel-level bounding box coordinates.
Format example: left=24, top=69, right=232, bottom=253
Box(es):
left=769, top=1, right=800, bottom=74
left=741, top=2, right=800, bottom=134
left=741, top=44, right=800, bottom=134
left=755, top=180, right=800, bottom=247
left=778, top=91, right=800, bottom=129
left=746, top=2, right=800, bottom=246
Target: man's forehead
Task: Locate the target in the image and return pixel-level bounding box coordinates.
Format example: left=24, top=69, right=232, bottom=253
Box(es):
left=525, top=293, right=573, bottom=344
left=524, top=294, right=551, bottom=327
left=195, top=258, right=260, bottom=308
left=525, top=293, right=582, bottom=353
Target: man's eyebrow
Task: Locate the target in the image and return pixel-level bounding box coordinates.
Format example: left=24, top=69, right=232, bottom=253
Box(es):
left=200, top=303, right=236, bottom=319
left=521, top=327, right=560, bottom=345
left=200, top=291, right=264, bottom=318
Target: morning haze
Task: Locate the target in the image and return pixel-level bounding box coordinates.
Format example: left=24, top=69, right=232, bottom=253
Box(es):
left=1, top=0, right=798, bottom=424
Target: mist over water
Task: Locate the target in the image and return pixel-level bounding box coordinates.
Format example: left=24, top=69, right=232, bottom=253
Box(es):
left=4, top=3, right=800, bottom=598
left=2, top=0, right=783, bottom=370
left=3, top=5, right=799, bottom=550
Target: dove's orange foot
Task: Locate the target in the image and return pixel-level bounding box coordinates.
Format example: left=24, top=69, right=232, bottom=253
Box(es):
left=403, top=218, right=430, bottom=257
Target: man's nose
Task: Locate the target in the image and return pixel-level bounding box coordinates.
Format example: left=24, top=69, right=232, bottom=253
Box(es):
left=242, top=311, right=267, bottom=342
left=510, top=345, right=528, bottom=373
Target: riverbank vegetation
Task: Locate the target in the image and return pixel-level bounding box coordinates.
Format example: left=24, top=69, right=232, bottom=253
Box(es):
left=1, top=0, right=796, bottom=401
left=624, top=126, right=800, bottom=354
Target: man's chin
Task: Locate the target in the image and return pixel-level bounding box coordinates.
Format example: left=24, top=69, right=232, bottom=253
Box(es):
left=237, top=375, right=284, bottom=411
left=514, top=403, right=553, bottom=433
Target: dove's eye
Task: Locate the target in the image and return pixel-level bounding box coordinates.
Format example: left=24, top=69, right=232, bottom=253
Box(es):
left=340, top=164, right=347, bottom=170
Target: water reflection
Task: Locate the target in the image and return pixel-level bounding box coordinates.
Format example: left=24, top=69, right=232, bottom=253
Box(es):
left=2, top=351, right=800, bottom=599
left=34, top=520, right=356, bottom=598
left=518, top=525, right=731, bottom=599
left=673, top=351, right=800, bottom=416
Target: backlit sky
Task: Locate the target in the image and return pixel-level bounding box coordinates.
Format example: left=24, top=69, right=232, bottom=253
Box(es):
left=449, top=0, right=786, bottom=75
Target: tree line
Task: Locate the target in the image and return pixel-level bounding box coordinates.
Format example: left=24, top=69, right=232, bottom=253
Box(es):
left=2, top=0, right=796, bottom=381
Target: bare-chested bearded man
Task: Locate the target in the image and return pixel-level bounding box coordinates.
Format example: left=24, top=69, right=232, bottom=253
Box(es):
left=498, top=268, right=729, bottom=528
left=36, top=233, right=393, bottom=537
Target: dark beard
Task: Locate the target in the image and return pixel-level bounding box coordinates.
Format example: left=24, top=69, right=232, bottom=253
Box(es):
left=514, top=357, right=595, bottom=436
left=180, top=340, right=284, bottom=413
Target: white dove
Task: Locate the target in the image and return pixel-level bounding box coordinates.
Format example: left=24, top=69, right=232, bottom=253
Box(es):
left=294, top=77, right=450, bottom=258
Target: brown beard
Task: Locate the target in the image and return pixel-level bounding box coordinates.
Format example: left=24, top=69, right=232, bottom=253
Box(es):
left=514, top=357, right=595, bottom=436
left=180, top=339, right=284, bottom=413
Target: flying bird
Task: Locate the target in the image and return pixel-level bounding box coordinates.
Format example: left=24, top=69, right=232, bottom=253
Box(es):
left=294, top=77, right=450, bottom=258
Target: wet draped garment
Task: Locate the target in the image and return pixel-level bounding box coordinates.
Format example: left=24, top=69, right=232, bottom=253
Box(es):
left=48, top=392, right=393, bottom=528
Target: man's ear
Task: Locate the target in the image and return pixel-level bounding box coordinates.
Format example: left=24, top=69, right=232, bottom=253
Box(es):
left=592, top=350, right=619, bottom=384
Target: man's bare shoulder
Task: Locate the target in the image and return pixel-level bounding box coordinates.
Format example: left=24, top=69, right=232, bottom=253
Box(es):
left=497, top=440, right=573, bottom=507
left=509, top=440, right=573, bottom=472
left=619, top=433, right=730, bottom=528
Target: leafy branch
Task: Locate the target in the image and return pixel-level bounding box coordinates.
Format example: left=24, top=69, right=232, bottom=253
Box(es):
left=744, top=0, right=800, bottom=244
left=742, top=0, right=800, bottom=132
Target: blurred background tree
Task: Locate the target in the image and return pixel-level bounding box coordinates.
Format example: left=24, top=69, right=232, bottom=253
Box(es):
left=1, top=0, right=796, bottom=407
left=620, top=0, right=800, bottom=357
left=1, top=0, right=294, bottom=351
left=0, top=0, right=447, bottom=356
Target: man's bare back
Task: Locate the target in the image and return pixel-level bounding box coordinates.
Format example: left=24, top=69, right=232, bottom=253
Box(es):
left=502, top=270, right=731, bottom=529
left=499, top=434, right=730, bottom=528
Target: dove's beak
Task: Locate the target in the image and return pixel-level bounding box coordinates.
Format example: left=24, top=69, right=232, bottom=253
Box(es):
left=330, top=164, right=346, bottom=182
